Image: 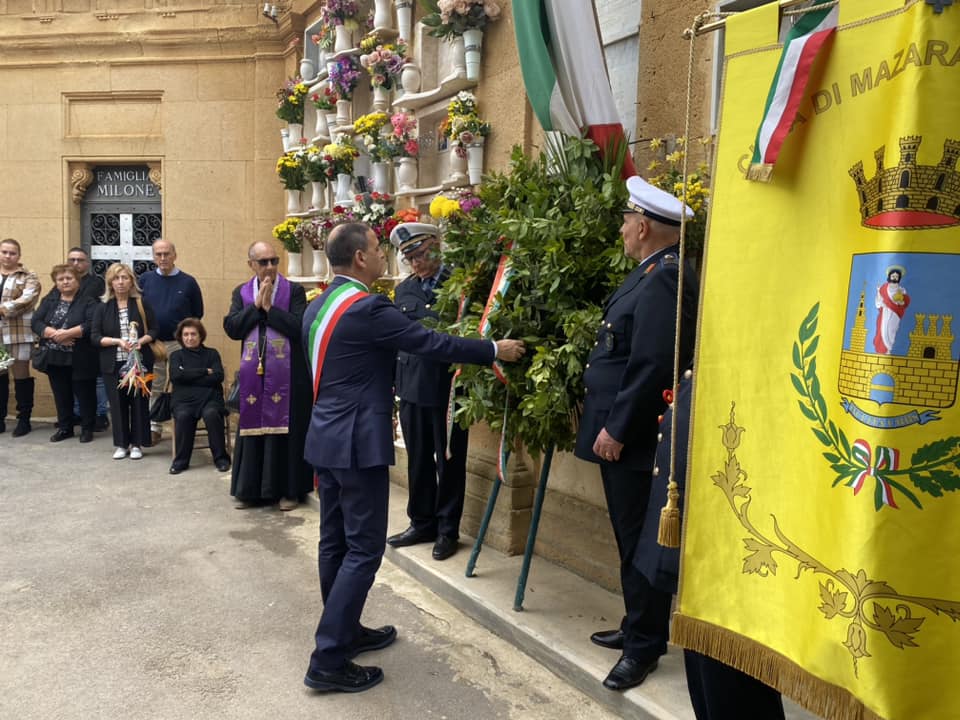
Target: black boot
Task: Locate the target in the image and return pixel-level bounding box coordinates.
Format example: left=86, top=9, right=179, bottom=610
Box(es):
left=12, top=377, right=34, bottom=437
left=0, top=376, right=8, bottom=433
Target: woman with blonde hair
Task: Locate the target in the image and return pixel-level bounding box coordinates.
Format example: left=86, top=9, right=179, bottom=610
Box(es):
left=0, top=238, right=41, bottom=436
left=91, top=263, right=157, bottom=459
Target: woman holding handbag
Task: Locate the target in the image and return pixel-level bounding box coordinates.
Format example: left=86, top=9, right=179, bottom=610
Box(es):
left=168, top=317, right=230, bottom=474
left=91, top=263, right=157, bottom=460
left=31, top=264, right=98, bottom=442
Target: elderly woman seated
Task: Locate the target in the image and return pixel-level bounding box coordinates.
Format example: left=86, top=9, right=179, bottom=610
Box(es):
left=168, top=318, right=230, bottom=474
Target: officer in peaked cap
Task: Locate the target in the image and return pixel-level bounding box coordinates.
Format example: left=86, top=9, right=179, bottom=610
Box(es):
left=385, top=221, right=468, bottom=562
left=573, top=175, right=700, bottom=692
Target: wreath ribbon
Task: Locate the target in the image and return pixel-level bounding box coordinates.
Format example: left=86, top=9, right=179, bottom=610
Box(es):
left=849, top=439, right=900, bottom=509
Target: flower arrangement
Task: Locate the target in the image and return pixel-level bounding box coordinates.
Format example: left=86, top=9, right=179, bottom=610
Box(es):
left=354, top=192, right=397, bottom=242
left=383, top=111, right=419, bottom=158
left=321, top=0, right=363, bottom=29
left=301, top=146, right=328, bottom=183
left=117, top=328, right=155, bottom=397
left=275, top=77, right=309, bottom=124
left=359, top=39, right=408, bottom=90
left=441, top=91, right=490, bottom=150
left=305, top=282, right=330, bottom=302
left=395, top=207, right=421, bottom=224
left=322, top=136, right=361, bottom=177
left=276, top=151, right=307, bottom=190
left=314, top=205, right=358, bottom=248
left=429, top=188, right=482, bottom=220
left=293, top=216, right=326, bottom=251
left=311, top=24, right=335, bottom=51
left=273, top=217, right=304, bottom=253
left=312, top=86, right=337, bottom=112
left=353, top=112, right=392, bottom=162
left=646, top=135, right=712, bottom=255
left=420, top=0, right=501, bottom=40
left=329, top=55, right=363, bottom=101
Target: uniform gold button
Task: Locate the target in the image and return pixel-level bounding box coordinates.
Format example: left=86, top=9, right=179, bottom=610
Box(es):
left=653, top=467, right=659, bottom=477
left=657, top=432, right=663, bottom=442
left=425, top=304, right=431, bottom=309
left=606, top=322, right=612, bottom=329
left=585, top=363, right=590, bottom=369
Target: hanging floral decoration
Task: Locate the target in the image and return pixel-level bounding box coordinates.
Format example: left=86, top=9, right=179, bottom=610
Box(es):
left=360, top=39, right=408, bottom=90
left=384, top=111, right=420, bottom=158
left=272, top=217, right=304, bottom=253
left=321, top=135, right=361, bottom=177
left=275, top=77, right=309, bottom=124
left=276, top=151, right=307, bottom=190
left=420, top=0, right=501, bottom=40
left=301, top=146, right=329, bottom=183
left=441, top=91, right=490, bottom=155
left=328, top=55, right=363, bottom=101
left=312, top=24, right=335, bottom=51
left=354, top=192, right=397, bottom=243
left=312, top=86, right=338, bottom=112
left=353, top=112, right=392, bottom=162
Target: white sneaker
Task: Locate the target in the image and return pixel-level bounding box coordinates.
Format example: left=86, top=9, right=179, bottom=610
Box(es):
left=112, top=447, right=127, bottom=460
left=129, top=446, right=143, bottom=460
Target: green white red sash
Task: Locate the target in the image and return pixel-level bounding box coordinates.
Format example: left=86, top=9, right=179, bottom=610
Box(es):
left=748, top=0, right=838, bottom=182
left=307, top=280, right=368, bottom=401
left=478, top=242, right=515, bottom=386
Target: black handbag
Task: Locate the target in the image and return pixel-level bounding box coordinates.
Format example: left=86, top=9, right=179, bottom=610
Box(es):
left=150, top=392, right=172, bottom=422
left=225, top=370, right=240, bottom=413
left=30, top=343, right=50, bottom=373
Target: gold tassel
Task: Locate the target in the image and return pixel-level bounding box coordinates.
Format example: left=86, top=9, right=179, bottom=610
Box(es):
left=746, top=162, right=774, bottom=182
left=657, top=477, right=681, bottom=548
left=256, top=360, right=264, bottom=375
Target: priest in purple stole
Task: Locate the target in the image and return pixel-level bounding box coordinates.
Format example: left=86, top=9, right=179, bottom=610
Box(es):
left=223, top=241, right=312, bottom=510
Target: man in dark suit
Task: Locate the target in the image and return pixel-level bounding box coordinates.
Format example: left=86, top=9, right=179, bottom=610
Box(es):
left=385, top=223, right=467, bottom=561
left=573, top=176, right=699, bottom=692
left=301, top=223, right=524, bottom=693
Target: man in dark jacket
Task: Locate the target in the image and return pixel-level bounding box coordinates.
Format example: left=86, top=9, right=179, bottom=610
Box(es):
left=385, top=223, right=467, bottom=561
left=573, top=176, right=699, bottom=692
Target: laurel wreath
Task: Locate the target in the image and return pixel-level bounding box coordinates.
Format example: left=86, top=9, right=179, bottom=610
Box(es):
left=713, top=403, right=960, bottom=674
left=791, top=303, right=960, bottom=510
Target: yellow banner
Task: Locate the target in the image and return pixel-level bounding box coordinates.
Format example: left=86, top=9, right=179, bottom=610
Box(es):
left=675, top=3, right=960, bottom=719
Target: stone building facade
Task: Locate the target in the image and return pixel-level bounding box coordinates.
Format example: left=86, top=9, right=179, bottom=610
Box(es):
left=0, top=0, right=720, bottom=591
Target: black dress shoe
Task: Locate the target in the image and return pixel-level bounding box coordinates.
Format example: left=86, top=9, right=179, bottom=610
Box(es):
left=602, top=656, right=658, bottom=691
left=386, top=526, right=436, bottom=548
left=432, top=535, right=458, bottom=561
left=79, top=429, right=94, bottom=443
left=348, top=624, right=397, bottom=659
left=590, top=628, right=625, bottom=650
left=94, top=415, right=110, bottom=431
left=50, top=429, right=74, bottom=442
left=304, top=661, right=383, bottom=693
left=169, top=465, right=185, bottom=475
left=215, top=458, right=231, bottom=472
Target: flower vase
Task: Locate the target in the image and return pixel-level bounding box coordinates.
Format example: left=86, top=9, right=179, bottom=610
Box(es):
left=314, top=110, right=329, bottom=138
left=395, top=0, right=413, bottom=45
left=326, top=59, right=337, bottom=77
left=387, top=245, right=399, bottom=276
left=451, top=35, right=466, bottom=77
left=354, top=151, right=370, bottom=181
left=334, top=24, right=352, bottom=53
left=310, top=181, right=326, bottom=210
left=395, top=156, right=418, bottom=192
left=400, top=62, right=421, bottom=96
left=287, top=249, right=303, bottom=277
left=318, top=50, right=327, bottom=71
left=466, top=139, right=484, bottom=185
left=285, top=188, right=303, bottom=215
left=372, top=85, right=389, bottom=113
left=448, top=145, right=468, bottom=186
left=325, top=112, right=339, bottom=134
left=280, top=127, right=290, bottom=151
left=311, top=248, right=328, bottom=278
left=371, top=161, right=391, bottom=193
left=299, top=57, right=316, bottom=82
left=287, top=123, right=304, bottom=149
left=335, top=173, right=353, bottom=204
left=335, top=99, right=352, bottom=128
left=373, top=0, right=392, bottom=29
left=462, top=28, right=483, bottom=82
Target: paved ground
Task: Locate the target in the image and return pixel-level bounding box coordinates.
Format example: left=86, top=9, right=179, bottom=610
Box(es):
left=0, top=423, right=616, bottom=720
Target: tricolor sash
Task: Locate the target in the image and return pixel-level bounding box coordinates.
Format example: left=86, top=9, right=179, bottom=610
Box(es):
left=307, top=280, right=368, bottom=400
left=238, top=275, right=293, bottom=436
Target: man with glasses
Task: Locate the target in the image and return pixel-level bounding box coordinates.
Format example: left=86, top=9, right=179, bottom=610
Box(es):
left=140, top=239, right=204, bottom=445
left=385, top=223, right=468, bottom=561
left=223, top=241, right=312, bottom=511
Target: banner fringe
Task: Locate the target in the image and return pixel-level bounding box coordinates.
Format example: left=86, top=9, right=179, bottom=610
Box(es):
left=746, top=163, right=774, bottom=182
left=671, top=615, right=886, bottom=720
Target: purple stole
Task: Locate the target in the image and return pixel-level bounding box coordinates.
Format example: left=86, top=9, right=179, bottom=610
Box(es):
left=238, top=275, right=293, bottom=436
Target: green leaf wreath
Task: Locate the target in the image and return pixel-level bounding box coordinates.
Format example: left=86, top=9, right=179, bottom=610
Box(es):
left=433, top=136, right=630, bottom=454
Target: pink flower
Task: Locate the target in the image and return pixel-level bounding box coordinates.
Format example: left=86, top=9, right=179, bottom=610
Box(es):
left=484, top=0, right=501, bottom=19
left=404, top=139, right=419, bottom=156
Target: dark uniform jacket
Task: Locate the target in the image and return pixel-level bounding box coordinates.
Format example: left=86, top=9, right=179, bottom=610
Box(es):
left=574, top=245, right=698, bottom=471
left=394, top=267, right=454, bottom=408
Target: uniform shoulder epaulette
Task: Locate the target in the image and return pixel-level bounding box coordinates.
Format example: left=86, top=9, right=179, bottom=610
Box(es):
left=659, top=253, right=679, bottom=267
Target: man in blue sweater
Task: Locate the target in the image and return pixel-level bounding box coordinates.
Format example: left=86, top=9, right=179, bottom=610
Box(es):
left=139, top=239, right=204, bottom=444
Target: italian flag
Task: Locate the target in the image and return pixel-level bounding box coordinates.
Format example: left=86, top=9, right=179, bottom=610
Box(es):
left=514, top=0, right=636, bottom=177
left=748, top=0, right=838, bottom=182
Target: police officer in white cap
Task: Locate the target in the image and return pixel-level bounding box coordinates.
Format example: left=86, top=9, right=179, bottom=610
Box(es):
left=385, top=222, right=467, bottom=561
left=573, top=176, right=699, bottom=691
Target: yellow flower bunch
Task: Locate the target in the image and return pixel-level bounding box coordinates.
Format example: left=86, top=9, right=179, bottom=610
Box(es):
left=646, top=134, right=713, bottom=252
left=429, top=195, right=461, bottom=219
left=353, top=112, right=389, bottom=137
left=275, top=151, right=306, bottom=190
left=272, top=217, right=303, bottom=252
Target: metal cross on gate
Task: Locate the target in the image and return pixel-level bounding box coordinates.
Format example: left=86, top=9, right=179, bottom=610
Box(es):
left=88, top=211, right=161, bottom=278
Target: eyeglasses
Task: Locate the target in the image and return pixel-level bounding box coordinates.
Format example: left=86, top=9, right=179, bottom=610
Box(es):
left=255, top=257, right=280, bottom=267
left=405, top=242, right=436, bottom=263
